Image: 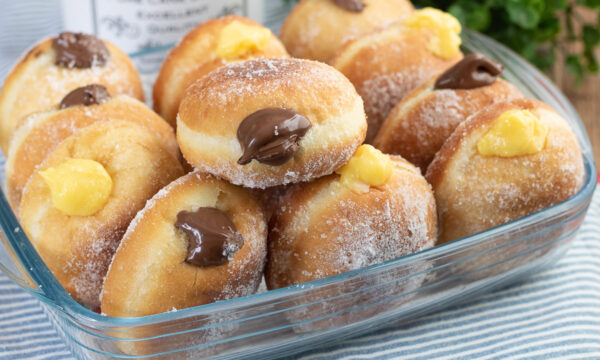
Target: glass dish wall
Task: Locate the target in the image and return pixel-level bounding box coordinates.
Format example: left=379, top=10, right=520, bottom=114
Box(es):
left=0, top=30, right=596, bottom=359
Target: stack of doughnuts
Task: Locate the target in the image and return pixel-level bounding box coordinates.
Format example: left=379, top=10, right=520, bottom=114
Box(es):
left=1, top=1, right=586, bottom=324
left=106, top=11, right=439, bottom=318
left=19, top=120, right=182, bottom=306
left=101, top=171, right=268, bottom=317
left=0, top=34, right=183, bottom=307
left=373, top=54, right=523, bottom=172
left=176, top=57, right=366, bottom=188
left=266, top=147, right=436, bottom=288
left=426, top=98, right=584, bottom=244
left=0, top=32, right=144, bottom=153
left=153, top=15, right=289, bottom=127
left=6, top=92, right=178, bottom=211
left=332, top=7, right=464, bottom=141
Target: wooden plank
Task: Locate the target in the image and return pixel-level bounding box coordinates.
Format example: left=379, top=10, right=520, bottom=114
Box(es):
left=550, top=7, right=599, bottom=169
left=552, top=72, right=600, bottom=169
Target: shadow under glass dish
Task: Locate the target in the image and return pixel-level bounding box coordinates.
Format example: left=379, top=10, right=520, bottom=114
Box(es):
left=0, top=30, right=596, bottom=359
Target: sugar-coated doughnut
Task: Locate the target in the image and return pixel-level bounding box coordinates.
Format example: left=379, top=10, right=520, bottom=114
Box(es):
left=6, top=89, right=178, bottom=211
left=332, top=8, right=463, bottom=142
left=101, top=171, right=268, bottom=317
left=153, top=15, right=288, bottom=127
left=0, top=32, right=144, bottom=153
left=426, top=98, right=585, bottom=244
left=280, top=0, right=413, bottom=63
left=374, top=54, right=523, bottom=172
left=19, top=121, right=184, bottom=307
left=266, top=145, right=437, bottom=289
left=177, top=57, right=367, bottom=188
left=249, top=184, right=292, bottom=221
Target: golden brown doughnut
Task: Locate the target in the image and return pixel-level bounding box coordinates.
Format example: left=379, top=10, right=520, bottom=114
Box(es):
left=265, top=145, right=437, bottom=331
left=153, top=15, right=288, bottom=127
left=374, top=54, right=523, bottom=172
left=19, top=120, right=184, bottom=307
left=332, top=8, right=464, bottom=142
left=266, top=146, right=437, bottom=289
left=280, top=0, right=413, bottom=63
left=101, top=171, right=267, bottom=318
left=0, top=32, right=144, bottom=153
left=177, top=57, right=367, bottom=189
left=6, top=91, right=178, bottom=211
left=426, top=98, right=585, bottom=244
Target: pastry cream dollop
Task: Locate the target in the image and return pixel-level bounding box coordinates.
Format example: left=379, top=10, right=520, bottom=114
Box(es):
left=477, top=109, right=549, bottom=157
left=336, top=145, right=393, bottom=192
left=39, top=158, right=113, bottom=216
left=215, top=21, right=271, bottom=59
left=403, top=7, right=462, bottom=59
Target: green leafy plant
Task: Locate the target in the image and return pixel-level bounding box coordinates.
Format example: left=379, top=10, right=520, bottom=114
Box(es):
left=413, top=0, right=600, bottom=84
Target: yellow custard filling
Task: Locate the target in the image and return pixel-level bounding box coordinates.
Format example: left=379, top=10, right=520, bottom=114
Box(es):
left=336, top=145, right=393, bottom=192
left=39, top=158, right=113, bottom=216
left=477, top=109, right=549, bottom=157
left=403, top=7, right=462, bottom=59
left=215, top=21, right=271, bottom=59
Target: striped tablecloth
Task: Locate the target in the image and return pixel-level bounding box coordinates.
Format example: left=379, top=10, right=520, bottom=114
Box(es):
left=0, top=189, right=598, bottom=359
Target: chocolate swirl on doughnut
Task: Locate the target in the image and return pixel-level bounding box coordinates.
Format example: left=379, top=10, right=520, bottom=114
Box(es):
left=334, top=0, right=366, bottom=12
left=59, top=84, right=110, bottom=109
left=175, top=207, right=244, bottom=267
left=237, top=108, right=312, bottom=166
left=52, top=32, right=110, bottom=68
left=434, top=54, right=504, bottom=90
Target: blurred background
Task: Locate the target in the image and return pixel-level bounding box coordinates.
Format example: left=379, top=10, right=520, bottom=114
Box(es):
left=0, top=0, right=598, bottom=167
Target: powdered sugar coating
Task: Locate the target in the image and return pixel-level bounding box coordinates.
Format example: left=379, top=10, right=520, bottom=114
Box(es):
left=183, top=58, right=356, bottom=127
left=117, top=172, right=196, bottom=243
left=152, top=15, right=289, bottom=126
left=178, top=57, right=367, bottom=188
left=375, top=79, right=523, bottom=172
left=306, top=185, right=433, bottom=276
left=6, top=95, right=178, bottom=210
left=190, top=141, right=359, bottom=189
left=279, top=0, right=414, bottom=63
left=361, top=67, right=430, bottom=134
left=67, top=224, right=122, bottom=306
left=332, top=21, right=463, bottom=142
left=426, top=99, right=585, bottom=243
left=0, top=37, right=144, bottom=152
left=18, top=120, right=183, bottom=307
left=102, top=171, right=268, bottom=317
left=266, top=157, right=437, bottom=289
left=402, top=90, right=462, bottom=136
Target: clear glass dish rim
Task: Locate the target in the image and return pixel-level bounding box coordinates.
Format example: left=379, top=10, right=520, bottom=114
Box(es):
left=0, top=30, right=596, bottom=330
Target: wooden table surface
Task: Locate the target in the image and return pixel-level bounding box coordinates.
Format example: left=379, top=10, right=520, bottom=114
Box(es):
left=551, top=71, right=600, bottom=170
left=550, top=8, right=599, bottom=170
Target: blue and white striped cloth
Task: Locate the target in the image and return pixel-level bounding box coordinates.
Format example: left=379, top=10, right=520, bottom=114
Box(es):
left=0, top=190, right=598, bottom=359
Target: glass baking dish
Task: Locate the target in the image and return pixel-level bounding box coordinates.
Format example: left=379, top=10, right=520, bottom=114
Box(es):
left=0, top=29, right=596, bottom=359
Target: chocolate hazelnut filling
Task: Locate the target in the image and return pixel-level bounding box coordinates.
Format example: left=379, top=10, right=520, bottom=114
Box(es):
left=237, top=108, right=312, bottom=166
left=175, top=207, right=244, bottom=267
left=59, top=84, right=110, bottom=109
left=52, top=32, right=110, bottom=69
left=434, top=53, right=504, bottom=90
left=333, top=0, right=366, bottom=12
